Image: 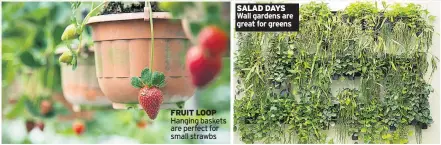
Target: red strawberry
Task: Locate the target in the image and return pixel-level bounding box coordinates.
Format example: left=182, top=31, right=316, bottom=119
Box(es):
left=40, top=100, right=52, bottom=116
left=199, top=26, right=228, bottom=57
left=36, top=121, right=45, bottom=131
left=136, top=120, right=148, bottom=129
left=131, top=68, right=166, bottom=120
left=25, top=120, right=35, bottom=132
left=186, top=46, right=222, bottom=87
left=73, top=121, right=85, bottom=135
left=138, top=87, right=163, bottom=120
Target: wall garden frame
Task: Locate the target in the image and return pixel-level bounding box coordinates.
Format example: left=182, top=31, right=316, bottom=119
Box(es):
left=234, top=1, right=437, bottom=144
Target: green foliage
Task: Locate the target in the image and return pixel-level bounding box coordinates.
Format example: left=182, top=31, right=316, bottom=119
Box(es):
left=344, top=1, right=379, bottom=18
left=2, top=2, right=70, bottom=101
left=300, top=2, right=331, bottom=21
left=162, top=2, right=230, bottom=37
left=131, top=68, right=166, bottom=88
left=59, top=2, right=106, bottom=70
left=384, top=3, right=433, bottom=29
left=234, top=1, right=436, bottom=144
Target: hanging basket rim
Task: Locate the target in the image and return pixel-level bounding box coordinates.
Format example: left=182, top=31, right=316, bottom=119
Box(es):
left=87, top=12, right=177, bottom=24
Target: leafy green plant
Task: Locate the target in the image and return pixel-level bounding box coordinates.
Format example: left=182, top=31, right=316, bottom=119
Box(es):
left=58, top=2, right=106, bottom=70
left=234, top=1, right=437, bottom=144
left=345, top=1, right=379, bottom=18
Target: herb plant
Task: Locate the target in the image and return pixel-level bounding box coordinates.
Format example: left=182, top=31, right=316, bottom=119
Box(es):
left=234, top=1, right=437, bottom=144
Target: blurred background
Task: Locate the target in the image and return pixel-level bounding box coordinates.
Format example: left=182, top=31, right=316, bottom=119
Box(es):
left=2, top=2, right=230, bottom=144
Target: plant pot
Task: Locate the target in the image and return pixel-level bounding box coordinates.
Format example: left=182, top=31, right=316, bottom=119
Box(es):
left=329, top=121, right=336, bottom=127
left=332, top=74, right=340, bottom=80
left=352, top=133, right=358, bottom=140
left=410, top=119, right=418, bottom=126
left=389, top=125, right=396, bottom=131
left=420, top=123, right=428, bottom=129
left=280, top=89, right=288, bottom=96
left=57, top=48, right=111, bottom=108
left=348, top=75, right=356, bottom=80
left=87, top=12, right=195, bottom=107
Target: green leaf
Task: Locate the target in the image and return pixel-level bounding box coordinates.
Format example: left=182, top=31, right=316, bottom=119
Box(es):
left=389, top=61, right=397, bottom=71
left=80, top=1, right=107, bottom=31
left=176, top=101, right=185, bottom=109
left=24, top=96, right=40, bottom=117
left=19, top=51, right=43, bottom=68
left=151, top=72, right=166, bottom=88
left=130, top=77, right=143, bottom=88
left=361, top=127, right=367, bottom=133
left=345, top=98, right=351, bottom=105
left=189, top=22, right=203, bottom=38
left=5, top=96, right=26, bottom=119
left=140, top=68, right=152, bottom=85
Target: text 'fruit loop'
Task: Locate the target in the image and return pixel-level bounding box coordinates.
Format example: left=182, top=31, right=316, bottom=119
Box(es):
left=171, top=109, right=217, bottom=116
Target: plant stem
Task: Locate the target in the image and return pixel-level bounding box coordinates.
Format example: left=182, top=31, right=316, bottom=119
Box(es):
left=76, top=34, right=83, bottom=54
left=76, top=1, right=108, bottom=54
left=147, top=1, right=154, bottom=71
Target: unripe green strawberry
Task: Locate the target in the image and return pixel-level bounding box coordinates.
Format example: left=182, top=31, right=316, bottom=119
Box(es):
left=61, top=24, right=78, bottom=41
left=59, top=51, right=73, bottom=65
left=139, top=87, right=163, bottom=120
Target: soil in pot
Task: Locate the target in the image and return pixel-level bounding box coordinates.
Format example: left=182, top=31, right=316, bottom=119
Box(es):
left=410, top=119, right=418, bottom=126
left=389, top=125, right=397, bottom=131
left=331, top=116, right=337, bottom=121
left=280, top=89, right=289, bottom=97
left=99, top=2, right=165, bottom=15
left=244, top=113, right=260, bottom=124
left=347, top=74, right=356, bottom=80
left=420, top=122, right=428, bottom=129
left=271, top=81, right=282, bottom=89
left=322, top=122, right=329, bottom=130
left=377, top=117, right=383, bottom=122
left=352, top=133, right=358, bottom=140
left=354, top=72, right=361, bottom=77
left=278, top=117, right=288, bottom=124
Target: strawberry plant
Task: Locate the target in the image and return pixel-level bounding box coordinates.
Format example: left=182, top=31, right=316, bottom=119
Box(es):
left=58, top=2, right=107, bottom=70
left=130, top=68, right=166, bottom=120
left=160, top=2, right=230, bottom=88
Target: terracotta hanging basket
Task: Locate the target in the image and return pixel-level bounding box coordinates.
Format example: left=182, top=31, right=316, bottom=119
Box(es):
left=56, top=47, right=111, bottom=109
left=86, top=9, right=195, bottom=108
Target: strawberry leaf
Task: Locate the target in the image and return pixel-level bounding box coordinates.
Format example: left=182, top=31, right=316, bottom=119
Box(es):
left=151, top=72, right=166, bottom=88
left=140, top=68, right=152, bottom=86
left=130, top=77, right=143, bottom=88
left=24, top=96, right=41, bottom=117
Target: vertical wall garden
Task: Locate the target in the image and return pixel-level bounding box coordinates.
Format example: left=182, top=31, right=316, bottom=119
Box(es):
left=234, top=1, right=437, bottom=144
